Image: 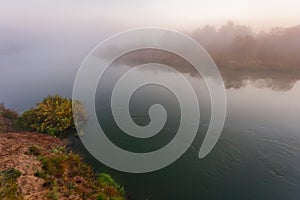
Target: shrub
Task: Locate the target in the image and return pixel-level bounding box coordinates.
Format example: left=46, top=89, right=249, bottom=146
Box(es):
left=0, top=168, right=22, bottom=200
left=25, top=145, right=41, bottom=156
left=15, top=95, right=84, bottom=137
left=0, top=103, right=18, bottom=133
left=35, top=147, right=126, bottom=200
left=0, top=105, right=18, bottom=120
left=96, top=173, right=125, bottom=198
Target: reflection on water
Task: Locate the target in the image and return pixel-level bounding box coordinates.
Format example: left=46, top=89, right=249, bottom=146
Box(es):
left=96, top=48, right=300, bottom=91
left=1, top=47, right=300, bottom=199
left=75, top=83, right=300, bottom=199
left=69, top=50, right=300, bottom=200
left=1, top=48, right=299, bottom=113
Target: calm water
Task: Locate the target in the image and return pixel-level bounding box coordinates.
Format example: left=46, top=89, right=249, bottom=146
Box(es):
left=2, top=50, right=300, bottom=199
left=70, top=60, right=300, bottom=200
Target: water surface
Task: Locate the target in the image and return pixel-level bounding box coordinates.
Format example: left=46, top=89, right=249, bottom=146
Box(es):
left=71, top=57, right=300, bottom=200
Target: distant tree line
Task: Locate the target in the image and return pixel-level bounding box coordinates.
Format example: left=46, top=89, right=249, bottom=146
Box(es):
left=191, top=21, right=300, bottom=70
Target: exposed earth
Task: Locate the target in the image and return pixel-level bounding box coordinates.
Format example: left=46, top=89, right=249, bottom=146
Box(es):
left=0, top=132, right=63, bottom=199
left=0, top=132, right=126, bottom=200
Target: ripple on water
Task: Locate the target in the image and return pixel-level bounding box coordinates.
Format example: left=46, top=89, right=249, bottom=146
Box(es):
left=204, top=139, right=242, bottom=179
left=257, top=135, right=300, bottom=186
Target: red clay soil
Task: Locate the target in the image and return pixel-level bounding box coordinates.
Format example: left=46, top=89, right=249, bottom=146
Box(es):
left=0, top=132, right=63, bottom=200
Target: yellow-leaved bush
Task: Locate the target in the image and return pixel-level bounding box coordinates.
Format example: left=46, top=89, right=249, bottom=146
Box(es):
left=15, top=95, right=87, bottom=137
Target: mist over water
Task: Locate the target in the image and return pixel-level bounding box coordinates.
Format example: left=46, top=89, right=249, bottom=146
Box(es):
left=1, top=21, right=300, bottom=112
left=73, top=65, right=300, bottom=200
left=1, top=16, right=300, bottom=199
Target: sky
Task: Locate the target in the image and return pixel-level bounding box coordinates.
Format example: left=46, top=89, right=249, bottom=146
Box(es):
left=0, top=0, right=299, bottom=32
left=0, top=0, right=299, bottom=111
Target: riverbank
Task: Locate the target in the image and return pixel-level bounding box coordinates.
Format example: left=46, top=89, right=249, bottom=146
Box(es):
left=0, top=132, right=126, bottom=200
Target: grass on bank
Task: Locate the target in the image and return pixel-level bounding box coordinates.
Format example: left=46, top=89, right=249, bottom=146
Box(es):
left=0, top=168, right=22, bottom=200
left=0, top=97, right=126, bottom=199
left=34, top=146, right=125, bottom=200
left=0, top=146, right=126, bottom=200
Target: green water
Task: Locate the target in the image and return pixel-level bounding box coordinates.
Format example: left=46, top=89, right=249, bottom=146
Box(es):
left=70, top=65, right=300, bottom=200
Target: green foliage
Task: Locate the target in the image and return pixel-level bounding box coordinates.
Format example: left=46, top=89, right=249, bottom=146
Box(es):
left=0, top=120, right=5, bottom=133
left=97, top=173, right=125, bottom=194
left=0, top=168, right=22, bottom=200
left=34, top=147, right=126, bottom=200
left=25, top=145, right=41, bottom=156
left=15, top=95, right=79, bottom=137
left=0, top=103, right=18, bottom=120
left=0, top=103, right=18, bottom=133
left=96, top=173, right=126, bottom=199
left=39, top=151, right=80, bottom=178
left=97, top=193, right=107, bottom=200
left=47, top=189, right=58, bottom=200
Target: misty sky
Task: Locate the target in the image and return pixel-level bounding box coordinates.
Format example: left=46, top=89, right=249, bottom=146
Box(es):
left=0, top=0, right=299, bottom=112
left=1, top=0, right=299, bottom=31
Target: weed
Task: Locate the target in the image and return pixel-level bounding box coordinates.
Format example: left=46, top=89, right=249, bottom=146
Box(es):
left=25, top=145, right=41, bottom=156
left=0, top=168, right=22, bottom=200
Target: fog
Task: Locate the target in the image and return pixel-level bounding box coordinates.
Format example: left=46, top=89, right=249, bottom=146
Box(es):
left=191, top=22, right=300, bottom=90
left=0, top=17, right=299, bottom=112
left=0, top=18, right=126, bottom=111
left=1, top=0, right=299, bottom=111
left=1, top=0, right=300, bottom=31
